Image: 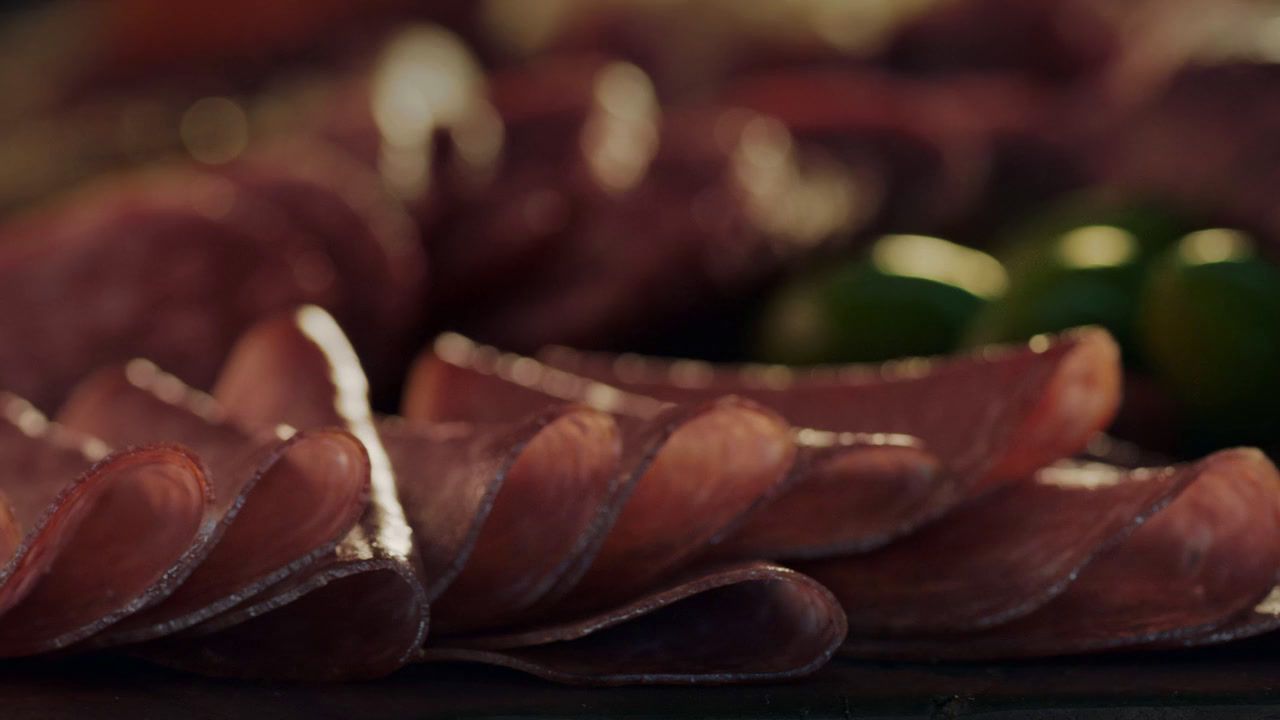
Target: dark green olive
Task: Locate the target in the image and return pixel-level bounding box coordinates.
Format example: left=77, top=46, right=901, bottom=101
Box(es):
left=756, top=234, right=1005, bottom=364
left=1138, top=229, right=1280, bottom=448
left=965, top=196, right=1193, bottom=366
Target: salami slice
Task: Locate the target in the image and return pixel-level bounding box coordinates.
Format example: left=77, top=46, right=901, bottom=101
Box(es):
left=425, top=562, right=846, bottom=685
left=720, top=441, right=943, bottom=560
left=0, top=395, right=209, bottom=655
left=405, top=330, right=1111, bottom=560
left=842, top=448, right=1280, bottom=658
left=381, top=407, right=622, bottom=633
left=536, top=326, right=1122, bottom=493
left=798, top=459, right=1196, bottom=636
left=401, top=386, right=804, bottom=625
left=138, top=306, right=428, bottom=680
left=57, top=363, right=371, bottom=643
left=211, top=307, right=848, bottom=683
left=405, top=332, right=945, bottom=562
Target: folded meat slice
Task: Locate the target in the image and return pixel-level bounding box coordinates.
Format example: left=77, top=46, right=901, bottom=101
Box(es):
left=799, top=458, right=1196, bottom=636
left=381, top=407, right=622, bottom=633
left=424, top=563, right=846, bottom=685
left=543, top=400, right=797, bottom=613
left=1167, top=586, right=1280, bottom=649
left=842, top=448, right=1280, bottom=658
left=397, top=392, right=802, bottom=627
left=57, top=362, right=371, bottom=643
left=139, top=306, right=428, bottom=680
left=397, top=360, right=850, bottom=684
left=538, top=327, right=1122, bottom=493
left=721, top=441, right=942, bottom=560
left=405, top=333, right=946, bottom=560
left=0, top=394, right=209, bottom=655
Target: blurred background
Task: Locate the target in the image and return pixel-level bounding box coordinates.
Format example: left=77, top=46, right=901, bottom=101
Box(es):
left=1, top=0, right=1278, bottom=460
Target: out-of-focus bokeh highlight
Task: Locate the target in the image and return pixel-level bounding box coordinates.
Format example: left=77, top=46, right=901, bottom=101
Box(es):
left=1, top=0, right=1279, bottom=458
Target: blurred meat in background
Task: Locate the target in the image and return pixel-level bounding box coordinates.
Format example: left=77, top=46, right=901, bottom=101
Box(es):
left=1, top=0, right=1278, bottom=458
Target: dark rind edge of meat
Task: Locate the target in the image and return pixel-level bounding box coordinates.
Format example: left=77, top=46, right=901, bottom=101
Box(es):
left=423, top=562, right=847, bottom=686
left=96, top=428, right=372, bottom=646
left=0, top=441, right=212, bottom=655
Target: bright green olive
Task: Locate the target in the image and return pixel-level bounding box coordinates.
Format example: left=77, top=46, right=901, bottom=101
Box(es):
left=756, top=234, right=1005, bottom=364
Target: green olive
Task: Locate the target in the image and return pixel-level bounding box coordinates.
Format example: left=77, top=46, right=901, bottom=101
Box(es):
left=756, top=235, right=1004, bottom=364
left=1138, top=229, right=1280, bottom=448
left=965, top=196, right=1193, bottom=366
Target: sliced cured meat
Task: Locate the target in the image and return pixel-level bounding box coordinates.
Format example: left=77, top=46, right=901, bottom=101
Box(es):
left=57, top=362, right=371, bottom=643
left=381, top=407, right=622, bottom=633
left=143, top=545, right=428, bottom=681
left=799, top=459, right=1194, bottom=636
left=407, top=333, right=946, bottom=560
left=219, top=140, right=429, bottom=381
left=537, top=326, right=1122, bottom=493
left=425, top=562, right=847, bottom=685
left=548, top=399, right=796, bottom=612
left=0, top=394, right=209, bottom=655
left=720, top=441, right=943, bottom=560
left=141, top=306, right=428, bottom=680
left=452, top=102, right=873, bottom=352
left=0, top=168, right=338, bottom=412
left=200, top=306, right=847, bottom=683
left=843, top=448, right=1280, bottom=658
left=400, top=391, right=802, bottom=626
left=415, top=55, right=870, bottom=352
left=726, top=69, right=1011, bottom=232
left=408, top=328, right=1120, bottom=503
left=404, top=333, right=939, bottom=578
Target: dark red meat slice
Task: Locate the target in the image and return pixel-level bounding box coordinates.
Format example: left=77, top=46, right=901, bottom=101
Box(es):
left=381, top=406, right=622, bottom=634
left=425, top=562, right=846, bottom=685
left=799, top=459, right=1195, bottom=636
left=218, top=140, right=428, bottom=380
left=454, top=104, right=874, bottom=352
left=725, top=69, right=1020, bottom=232
left=843, top=448, right=1280, bottom=658
left=552, top=399, right=797, bottom=612
left=398, top=394, right=802, bottom=628
left=405, top=334, right=948, bottom=560
left=413, top=54, right=873, bottom=351
left=140, top=306, right=428, bottom=680
left=143, top=546, right=428, bottom=681
left=204, top=306, right=848, bottom=682
left=0, top=394, right=209, bottom=655
left=719, top=442, right=943, bottom=560
left=0, top=168, right=343, bottom=412
left=402, top=333, right=937, bottom=587
left=536, top=326, right=1122, bottom=493
left=402, top=329, right=1114, bottom=559
left=57, top=363, right=371, bottom=643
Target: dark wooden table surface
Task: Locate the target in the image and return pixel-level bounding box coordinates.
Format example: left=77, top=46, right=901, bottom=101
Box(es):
left=7, top=644, right=1280, bottom=719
